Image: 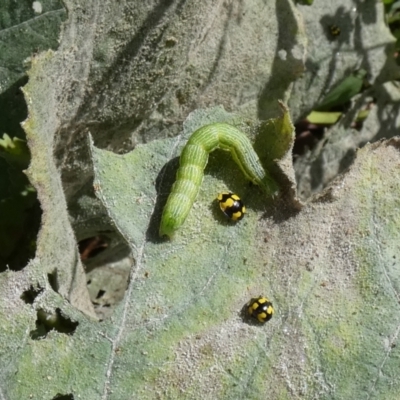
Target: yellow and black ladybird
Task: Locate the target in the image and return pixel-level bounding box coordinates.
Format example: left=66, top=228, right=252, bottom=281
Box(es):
left=247, top=296, right=274, bottom=323
left=329, top=24, right=341, bottom=38
left=217, top=192, right=245, bottom=221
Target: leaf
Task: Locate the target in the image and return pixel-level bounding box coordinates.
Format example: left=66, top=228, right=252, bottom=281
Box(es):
left=1, top=1, right=400, bottom=399
left=0, top=87, right=400, bottom=399
left=307, top=110, right=342, bottom=124
left=19, top=51, right=96, bottom=317
left=0, top=1, right=67, bottom=91
left=3, top=119, right=400, bottom=398
left=314, top=70, right=367, bottom=111
left=0, top=133, right=30, bottom=168
left=85, top=110, right=400, bottom=399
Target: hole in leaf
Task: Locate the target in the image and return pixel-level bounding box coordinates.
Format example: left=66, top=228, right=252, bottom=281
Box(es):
left=78, top=235, right=108, bottom=260
left=51, top=394, right=74, bottom=400
left=30, top=308, right=79, bottom=340
left=293, top=120, right=324, bottom=157
left=80, top=229, right=132, bottom=319
left=47, top=270, right=59, bottom=292
left=20, top=285, right=43, bottom=304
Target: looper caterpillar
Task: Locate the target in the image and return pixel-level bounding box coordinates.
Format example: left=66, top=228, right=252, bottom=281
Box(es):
left=159, top=123, right=277, bottom=238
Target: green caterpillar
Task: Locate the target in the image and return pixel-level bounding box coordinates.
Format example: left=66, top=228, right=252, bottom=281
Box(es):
left=159, top=123, right=277, bottom=238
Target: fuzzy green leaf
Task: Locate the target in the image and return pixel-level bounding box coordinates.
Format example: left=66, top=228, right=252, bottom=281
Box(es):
left=1, top=1, right=400, bottom=399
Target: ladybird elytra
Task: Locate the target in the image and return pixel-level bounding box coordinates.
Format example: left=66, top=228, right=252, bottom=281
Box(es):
left=329, top=24, right=341, bottom=37
left=246, top=296, right=274, bottom=323
left=217, top=192, right=245, bottom=221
